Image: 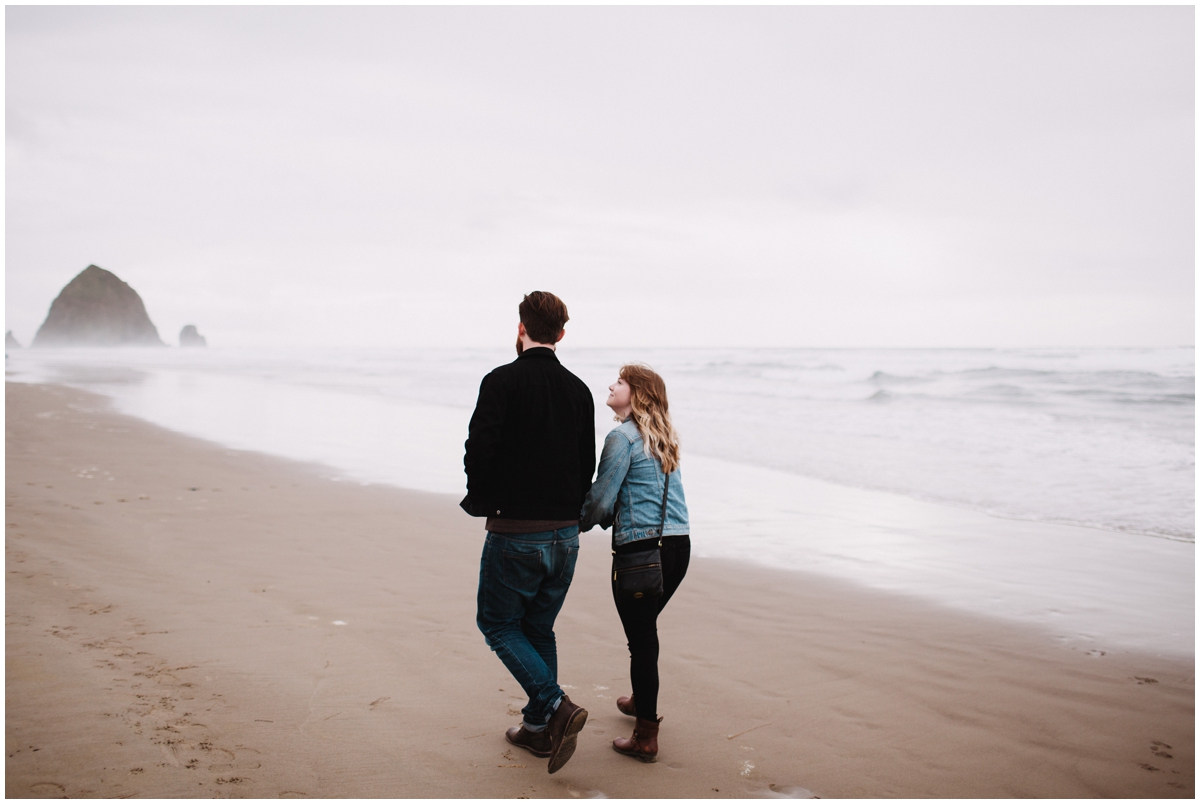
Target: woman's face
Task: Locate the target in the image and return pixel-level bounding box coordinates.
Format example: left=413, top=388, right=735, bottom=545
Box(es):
left=607, top=376, right=632, bottom=416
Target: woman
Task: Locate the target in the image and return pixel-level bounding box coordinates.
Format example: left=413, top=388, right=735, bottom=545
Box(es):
left=581, top=364, right=690, bottom=763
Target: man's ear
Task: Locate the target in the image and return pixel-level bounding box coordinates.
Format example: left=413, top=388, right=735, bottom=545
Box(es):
left=555, top=329, right=565, bottom=343
left=518, top=322, right=527, bottom=338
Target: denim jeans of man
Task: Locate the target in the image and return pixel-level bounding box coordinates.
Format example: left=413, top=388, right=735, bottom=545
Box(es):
left=476, top=526, right=580, bottom=727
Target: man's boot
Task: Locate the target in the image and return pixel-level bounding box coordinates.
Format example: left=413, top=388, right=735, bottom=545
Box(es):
left=612, top=716, right=661, bottom=762
left=506, top=725, right=551, bottom=758
left=616, top=694, right=636, bottom=717
left=545, top=695, right=588, bottom=774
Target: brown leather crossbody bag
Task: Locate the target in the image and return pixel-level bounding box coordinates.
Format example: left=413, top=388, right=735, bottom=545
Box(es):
left=611, top=473, right=669, bottom=602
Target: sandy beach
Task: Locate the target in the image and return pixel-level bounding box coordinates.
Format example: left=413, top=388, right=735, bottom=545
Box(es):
left=6, top=381, right=1194, bottom=798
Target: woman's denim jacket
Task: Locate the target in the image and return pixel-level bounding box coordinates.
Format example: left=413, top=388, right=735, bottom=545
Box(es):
left=580, top=419, right=689, bottom=546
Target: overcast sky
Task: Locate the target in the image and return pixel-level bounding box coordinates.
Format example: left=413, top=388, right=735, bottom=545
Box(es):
left=6, top=6, right=1194, bottom=348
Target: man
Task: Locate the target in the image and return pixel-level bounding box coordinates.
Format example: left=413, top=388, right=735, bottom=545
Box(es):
left=462, top=291, right=596, bottom=774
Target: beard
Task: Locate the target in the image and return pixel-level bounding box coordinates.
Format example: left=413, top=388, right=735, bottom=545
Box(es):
left=515, top=336, right=524, bottom=356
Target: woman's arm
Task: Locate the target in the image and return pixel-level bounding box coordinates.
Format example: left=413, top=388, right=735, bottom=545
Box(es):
left=579, top=430, right=633, bottom=532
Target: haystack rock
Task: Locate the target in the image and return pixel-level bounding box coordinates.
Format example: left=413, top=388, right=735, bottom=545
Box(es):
left=32, top=265, right=165, bottom=347
left=6, top=331, right=21, bottom=349
left=179, top=325, right=207, bottom=348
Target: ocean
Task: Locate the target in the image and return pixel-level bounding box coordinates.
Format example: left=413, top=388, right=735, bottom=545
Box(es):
left=6, top=345, right=1194, bottom=655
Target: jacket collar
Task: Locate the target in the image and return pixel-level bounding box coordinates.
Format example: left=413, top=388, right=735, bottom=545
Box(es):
left=517, top=347, right=559, bottom=362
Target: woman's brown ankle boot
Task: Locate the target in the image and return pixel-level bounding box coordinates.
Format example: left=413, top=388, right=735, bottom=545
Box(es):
left=616, top=695, right=636, bottom=717
left=612, top=716, right=661, bottom=762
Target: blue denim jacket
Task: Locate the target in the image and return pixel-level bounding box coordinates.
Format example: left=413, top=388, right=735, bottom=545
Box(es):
left=580, top=419, right=690, bottom=546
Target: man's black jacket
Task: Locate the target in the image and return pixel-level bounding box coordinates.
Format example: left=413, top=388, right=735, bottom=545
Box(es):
left=461, top=348, right=595, bottom=521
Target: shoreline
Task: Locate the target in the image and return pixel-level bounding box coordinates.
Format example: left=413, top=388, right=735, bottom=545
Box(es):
left=7, top=364, right=1193, bottom=658
left=6, top=343, right=1193, bottom=546
left=6, top=381, right=1194, bottom=798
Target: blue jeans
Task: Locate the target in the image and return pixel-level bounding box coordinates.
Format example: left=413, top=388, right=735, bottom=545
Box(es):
left=476, top=526, right=580, bottom=726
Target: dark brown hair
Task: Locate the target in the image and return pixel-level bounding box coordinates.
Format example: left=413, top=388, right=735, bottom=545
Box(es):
left=619, top=363, right=681, bottom=474
left=519, top=291, right=569, bottom=344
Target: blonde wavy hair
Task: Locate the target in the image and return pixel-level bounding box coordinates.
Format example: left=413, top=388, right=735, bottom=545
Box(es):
left=618, top=363, right=681, bottom=475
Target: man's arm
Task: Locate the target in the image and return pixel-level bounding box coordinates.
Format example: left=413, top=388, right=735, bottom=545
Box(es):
left=461, top=372, right=506, bottom=516
left=578, top=386, right=596, bottom=502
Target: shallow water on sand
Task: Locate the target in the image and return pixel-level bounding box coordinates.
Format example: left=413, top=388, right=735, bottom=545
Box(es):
left=6, top=346, right=1194, bottom=656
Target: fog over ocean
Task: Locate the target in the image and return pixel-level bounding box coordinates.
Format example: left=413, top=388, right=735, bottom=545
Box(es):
left=7, top=346, right=1194, bottom=655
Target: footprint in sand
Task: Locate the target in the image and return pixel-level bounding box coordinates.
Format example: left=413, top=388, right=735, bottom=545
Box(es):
left=29, top=782, right=66, bottom=797
left=204, top=746, right=237, bottom=769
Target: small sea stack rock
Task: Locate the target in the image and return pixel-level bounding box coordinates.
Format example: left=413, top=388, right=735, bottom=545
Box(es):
left=32, top=265, right=165, bottom=347
left=6, top=331, right=22, bottom=349
left=179, top=325, right=207, bottom=348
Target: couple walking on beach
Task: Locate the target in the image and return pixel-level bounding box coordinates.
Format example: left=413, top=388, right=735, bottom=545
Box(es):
left=461, top=291, right=690, bottom=774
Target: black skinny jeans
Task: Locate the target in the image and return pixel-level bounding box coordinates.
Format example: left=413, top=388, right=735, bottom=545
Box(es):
left=612, top=534, right=691, bottom=722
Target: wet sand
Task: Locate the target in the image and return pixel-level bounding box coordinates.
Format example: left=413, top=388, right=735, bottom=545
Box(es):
left=6, top=381, right=1194, bottom=798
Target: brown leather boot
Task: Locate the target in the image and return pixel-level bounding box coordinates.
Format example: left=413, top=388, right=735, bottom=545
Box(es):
left=616, top=694, right=636, bottom=717
left=545, top=695, right=588, bottom=774
left=612, top=716, right=661, bottom=762
left=505, top=724, right=551, bottom=758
